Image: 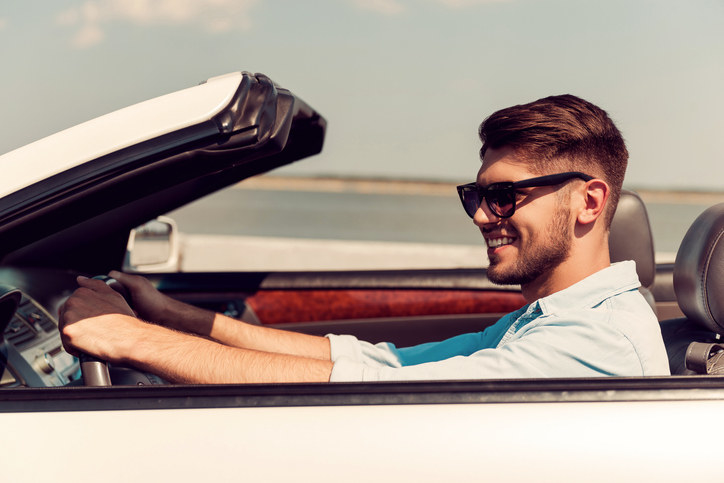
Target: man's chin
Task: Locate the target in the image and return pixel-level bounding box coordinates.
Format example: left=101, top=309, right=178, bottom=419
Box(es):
left=486, top=263, right=513, bottom=285
left=486, top=263, right=536, bottom=286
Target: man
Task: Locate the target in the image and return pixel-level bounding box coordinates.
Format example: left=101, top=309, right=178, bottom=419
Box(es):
left=59, top=94, right=670, bottom=383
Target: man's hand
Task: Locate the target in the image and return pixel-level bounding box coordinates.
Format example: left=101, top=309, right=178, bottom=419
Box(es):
left=108, top=270, right=214, bottom=336
left=62, top=276, right=136, bottom=320
left=108, top=270, right=176, bottom=326
left=59, top=276, right=141, bottom=362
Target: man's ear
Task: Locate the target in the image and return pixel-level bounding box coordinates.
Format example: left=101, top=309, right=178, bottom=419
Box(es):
left=577, top=179, right=609, bottom=225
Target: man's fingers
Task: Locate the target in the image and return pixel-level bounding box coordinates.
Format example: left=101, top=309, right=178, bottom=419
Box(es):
left=108, top=270, right=124, bottom=281
left=108, top=270, right=149, bottom=294
left=76, top=275, right=115, bottom=292
left=76, top=276, right=127, bottom=303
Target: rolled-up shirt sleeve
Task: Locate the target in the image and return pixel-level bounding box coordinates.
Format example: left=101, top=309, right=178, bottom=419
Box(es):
left=326, top=311, right=519, bottom=382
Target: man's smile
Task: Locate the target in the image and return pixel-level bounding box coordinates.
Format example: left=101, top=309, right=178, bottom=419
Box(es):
left=486, top=236, right=516, bottom=248
left=483, top=226, right=519, bottom=251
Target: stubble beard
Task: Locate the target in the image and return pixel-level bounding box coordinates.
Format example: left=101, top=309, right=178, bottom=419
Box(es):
left=486, top=204, right=573, bottom=286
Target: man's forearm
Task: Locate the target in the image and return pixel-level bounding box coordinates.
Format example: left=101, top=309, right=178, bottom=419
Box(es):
left=125, top=321, right=333, bottom=384
left=158, top=298, right=331, bottom=361
left=208, top=313, right=332, bottom=360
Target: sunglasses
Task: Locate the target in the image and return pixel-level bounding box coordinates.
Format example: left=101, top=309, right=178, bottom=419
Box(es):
left=456, top=171, right=594, bottom=219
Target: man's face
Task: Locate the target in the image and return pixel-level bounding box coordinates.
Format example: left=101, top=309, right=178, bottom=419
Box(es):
left=474, top=147, right=573, bottom=286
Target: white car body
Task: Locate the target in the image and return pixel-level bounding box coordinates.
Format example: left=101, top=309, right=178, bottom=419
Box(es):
left=4, top=397, right=724, bottom=482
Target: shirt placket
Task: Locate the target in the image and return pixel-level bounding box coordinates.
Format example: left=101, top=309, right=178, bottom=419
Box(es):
left=497, top=303, right=542, bottom=347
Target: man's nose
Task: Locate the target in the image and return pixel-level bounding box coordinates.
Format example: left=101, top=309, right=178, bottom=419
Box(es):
left=473, top=200, right=500, bottom=227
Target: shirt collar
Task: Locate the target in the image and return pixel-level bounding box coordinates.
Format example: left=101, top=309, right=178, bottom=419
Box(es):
left=536, top=260, right=641, bottom=315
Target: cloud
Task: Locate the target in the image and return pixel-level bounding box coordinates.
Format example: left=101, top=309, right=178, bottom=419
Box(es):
left=351, top=0, right=509, bottom=15
left=433, top=0, right=509, bottom=6
left=353, top=0, right=406, bottom=15
left=57, top=0, right=259, bottom=48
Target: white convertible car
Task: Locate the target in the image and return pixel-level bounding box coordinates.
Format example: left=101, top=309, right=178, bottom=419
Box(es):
left=0, top=72, right=722, bottom=482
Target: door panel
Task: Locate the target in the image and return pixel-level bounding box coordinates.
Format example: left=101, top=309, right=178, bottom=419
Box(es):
left=245, top=289, right=525, bottom=324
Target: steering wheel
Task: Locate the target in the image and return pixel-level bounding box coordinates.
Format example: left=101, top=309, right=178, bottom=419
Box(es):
left=78, top=275, right=165, bottom=386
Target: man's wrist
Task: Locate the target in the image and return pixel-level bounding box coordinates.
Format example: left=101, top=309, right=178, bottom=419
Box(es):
left=158, top=298, right=214, bottom=336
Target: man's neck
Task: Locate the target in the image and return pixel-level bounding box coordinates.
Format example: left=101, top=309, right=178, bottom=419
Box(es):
left=521, top=253, right=611, bottom=303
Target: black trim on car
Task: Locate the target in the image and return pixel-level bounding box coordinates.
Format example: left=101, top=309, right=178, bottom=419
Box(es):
left=150, top=269, right=517, bottom=292
left=0, top=123, right=220, bottom=224
left=2, top=377, right=724, bottom=413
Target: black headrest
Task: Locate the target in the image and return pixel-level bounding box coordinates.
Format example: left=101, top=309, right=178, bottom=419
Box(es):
left=673, top=203, right=724, bottom=334
left=609, top=189, right=656, bottom=288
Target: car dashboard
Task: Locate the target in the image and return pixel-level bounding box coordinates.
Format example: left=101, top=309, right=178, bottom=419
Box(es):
left=0, top=269, right=81, bottom=387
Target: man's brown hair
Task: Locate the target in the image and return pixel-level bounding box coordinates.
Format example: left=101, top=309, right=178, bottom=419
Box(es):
left=478, top=94, right=628, bottom=226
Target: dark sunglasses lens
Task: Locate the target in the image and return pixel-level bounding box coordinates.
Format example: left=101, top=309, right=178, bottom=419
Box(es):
left=487, top=187, right=515, bottom=217
left=461, top=188, right=481, bottom=218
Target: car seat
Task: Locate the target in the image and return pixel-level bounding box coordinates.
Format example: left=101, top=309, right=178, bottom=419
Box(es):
left=609, top=189, right=657, bottom=310
left=659, top=202, right=724, bottom=374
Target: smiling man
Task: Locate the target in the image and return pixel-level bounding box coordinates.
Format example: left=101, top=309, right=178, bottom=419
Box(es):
left=59, top=94, right=670, bottom=383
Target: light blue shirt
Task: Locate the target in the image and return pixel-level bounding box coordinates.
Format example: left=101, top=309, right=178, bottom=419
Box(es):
left=327, top=261, right=670, bottom=382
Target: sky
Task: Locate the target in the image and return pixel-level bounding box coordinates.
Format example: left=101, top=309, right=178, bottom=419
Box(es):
left=0, top=0, right=722, bottom=191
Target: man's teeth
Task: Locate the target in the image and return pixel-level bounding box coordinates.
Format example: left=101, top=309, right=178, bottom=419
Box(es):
left=487, top=237, right=514, bottom=248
